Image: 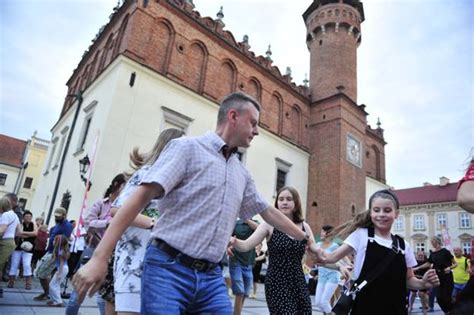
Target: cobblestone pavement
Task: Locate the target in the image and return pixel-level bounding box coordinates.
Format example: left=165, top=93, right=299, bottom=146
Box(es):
left=0, top=277, right=444, bottom=314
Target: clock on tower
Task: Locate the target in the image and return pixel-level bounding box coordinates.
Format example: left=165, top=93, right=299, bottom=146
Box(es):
left=347, top=134, right=362, bottom=167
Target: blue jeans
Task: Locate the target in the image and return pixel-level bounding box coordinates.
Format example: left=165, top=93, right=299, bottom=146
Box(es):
left=65, top=289, right=106, bottom=315
left=141, top=244, right=232, bottom=314
left=229, top=262, right=253, bottom=296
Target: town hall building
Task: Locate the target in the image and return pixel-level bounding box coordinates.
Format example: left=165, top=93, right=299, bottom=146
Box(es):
left=32, top=0, right=387, bottom=230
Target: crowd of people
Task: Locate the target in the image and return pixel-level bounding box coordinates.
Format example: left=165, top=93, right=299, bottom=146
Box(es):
left=1, top=92, right=473, bottom=315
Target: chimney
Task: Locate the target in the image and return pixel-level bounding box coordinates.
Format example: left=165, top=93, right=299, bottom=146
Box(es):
left=439, top=176, right=450, bottom=186
left=423, top=182, right=432, bottom=187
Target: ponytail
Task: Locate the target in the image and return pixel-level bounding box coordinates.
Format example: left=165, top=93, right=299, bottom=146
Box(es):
left=103, top=173, right=126, bottom=198
left=330, top=210, right=373, bottom=240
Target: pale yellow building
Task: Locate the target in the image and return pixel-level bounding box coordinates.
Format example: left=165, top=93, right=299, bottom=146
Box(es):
left=0, top=133, right=49, bottom=214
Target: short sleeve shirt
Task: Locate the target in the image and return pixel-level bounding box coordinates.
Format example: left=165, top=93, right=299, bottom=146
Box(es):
left=344, top=228, right=417, bottom=280
left=140, top=131, right=270, bottom=263
left=0, top=210, right=20, bottom=239
left=428, top=248, right=453, bottom=270
left=47, top=221, right=73, bottom=253
left=230, top=220, right=256, bottom=266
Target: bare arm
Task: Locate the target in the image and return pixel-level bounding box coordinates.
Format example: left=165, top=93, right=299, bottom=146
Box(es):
left=73, top=183, right=162, bottom=301
left=260, top=207, right=305, bottom=241
left=412, top=261, right=431, bottom=272
left=458, top=181, right=474, bottom=213
left=0, top=224, right=6, bottom=237
left=110, top=207, right=154, bottom=230
left=15, top=223, right=22, bottom=237
left=21, top=222, right=38, bottom=237
left=245, top=219, right=259, bottom=231
left=232, top=223, right=270, bottom=252
left=407, top=268, right=440, bottom=290
left=320, top=243, right=354, bottom=264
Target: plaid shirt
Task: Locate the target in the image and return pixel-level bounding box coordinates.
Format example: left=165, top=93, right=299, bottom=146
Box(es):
left=141, top=131, right=269, bottom=263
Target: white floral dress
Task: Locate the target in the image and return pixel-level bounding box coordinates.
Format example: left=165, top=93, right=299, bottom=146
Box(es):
left=113, top=166, right=160, bottom=295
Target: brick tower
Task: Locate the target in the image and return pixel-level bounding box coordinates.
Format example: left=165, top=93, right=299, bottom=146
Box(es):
left=303, top=0, right=369, bottom=230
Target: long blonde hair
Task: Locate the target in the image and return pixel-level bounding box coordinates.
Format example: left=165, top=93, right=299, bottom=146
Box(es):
left=52, top=234, right=70, bottom=261
left=127, top=128, right=185, bottom=177
left=331, top=190, right=400, bottom=239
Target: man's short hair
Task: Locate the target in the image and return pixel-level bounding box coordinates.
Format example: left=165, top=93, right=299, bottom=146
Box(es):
left=217, top=92, right=261, bottom=125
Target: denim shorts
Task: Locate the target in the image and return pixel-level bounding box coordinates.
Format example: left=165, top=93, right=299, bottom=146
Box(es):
left=229, top=262, right=253, bottom=296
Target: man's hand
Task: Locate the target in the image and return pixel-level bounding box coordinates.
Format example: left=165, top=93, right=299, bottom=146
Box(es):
left=227, top=236, right=236, bottom=257
left=72, top=256, right=108, bottom=303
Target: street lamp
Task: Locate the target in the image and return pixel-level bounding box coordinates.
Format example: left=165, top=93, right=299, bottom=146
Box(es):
left=79, top=155, right=92, bottom=190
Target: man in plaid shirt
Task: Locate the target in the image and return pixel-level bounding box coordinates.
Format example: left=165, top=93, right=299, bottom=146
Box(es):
left=73, top=92, right=314, bottom=314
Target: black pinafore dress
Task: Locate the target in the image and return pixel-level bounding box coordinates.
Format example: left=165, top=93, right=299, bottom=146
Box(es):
left=351, top=227, right=408, bottom=315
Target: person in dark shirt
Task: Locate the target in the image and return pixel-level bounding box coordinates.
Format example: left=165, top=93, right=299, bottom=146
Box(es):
left=417, top=236, right=456, bottom=314
left=411, top=251, right=430, bottom=314
left=230, top=219, right=258, bottom=315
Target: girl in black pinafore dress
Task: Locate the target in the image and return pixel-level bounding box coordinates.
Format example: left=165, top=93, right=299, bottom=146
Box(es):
left=319, top=190, right=441, bottom=315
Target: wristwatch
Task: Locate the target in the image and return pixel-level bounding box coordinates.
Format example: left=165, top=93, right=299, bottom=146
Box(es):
left=301, top=232, right=310, bottom=245
left=148, top=218, right=155, bottom=230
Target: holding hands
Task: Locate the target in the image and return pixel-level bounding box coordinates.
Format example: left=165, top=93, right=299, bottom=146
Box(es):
left=422, top=269, right=440, bottom=289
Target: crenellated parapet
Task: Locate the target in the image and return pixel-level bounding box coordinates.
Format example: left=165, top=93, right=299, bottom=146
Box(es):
left=59, top=0, right=312, bottom=150
left=165, top=0, right=309, bottom=97
left=304, top=1, right=363, bottom=47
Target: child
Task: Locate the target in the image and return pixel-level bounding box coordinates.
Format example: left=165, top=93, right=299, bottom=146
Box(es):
left=231, top=187, right=329, bottom=314
left=319, top=189, right=440, bottom=314
left=314, top=225, right=345, bottom=314
left=48, top=234, right=70, bottom=306
left=111, top=128, right=184, bottom=315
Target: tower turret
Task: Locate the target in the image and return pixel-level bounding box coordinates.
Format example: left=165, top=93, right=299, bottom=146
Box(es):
left=304, top=0, right=364, bottom=102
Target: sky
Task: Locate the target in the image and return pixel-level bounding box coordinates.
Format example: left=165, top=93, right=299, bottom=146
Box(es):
left=0, top=0, right=472, bottom=189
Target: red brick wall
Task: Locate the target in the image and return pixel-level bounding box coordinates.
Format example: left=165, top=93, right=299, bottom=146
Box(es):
left=306, top=95, right=368, bottom=231
left=305, top=3, right=362, bottom=103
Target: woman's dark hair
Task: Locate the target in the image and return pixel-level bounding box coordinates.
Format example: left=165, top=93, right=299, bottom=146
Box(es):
left=322, top=225, right=334, bottom=233
left=104, top=173, right=126, bottom=198
left=274, top=186, right=304, bottom=224
left=23, top=210, right=32, bottom=217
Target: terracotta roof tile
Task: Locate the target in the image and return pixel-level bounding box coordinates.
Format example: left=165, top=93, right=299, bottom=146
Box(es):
left=393, top=183, right=458, bottom=206
left=0, top=134, right=27, bottom=167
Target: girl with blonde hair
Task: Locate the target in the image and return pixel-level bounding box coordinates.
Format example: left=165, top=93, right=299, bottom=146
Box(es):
left=111, top=128, right=185, bottom=315
left=47, top=234, right=70, bottom=306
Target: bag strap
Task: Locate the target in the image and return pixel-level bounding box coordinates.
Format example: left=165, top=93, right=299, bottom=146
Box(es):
left=351, top=227, right=402, bottom=294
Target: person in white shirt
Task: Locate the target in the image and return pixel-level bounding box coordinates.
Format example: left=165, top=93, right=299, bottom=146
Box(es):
left=318, top=190, right=440, bottom=314
left=0, top=196, right=21, bottom=297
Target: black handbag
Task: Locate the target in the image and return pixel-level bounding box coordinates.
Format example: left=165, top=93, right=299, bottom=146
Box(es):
left=332, top=285, right=355, bottom=315
left=332, top=232, right=402, bottom=315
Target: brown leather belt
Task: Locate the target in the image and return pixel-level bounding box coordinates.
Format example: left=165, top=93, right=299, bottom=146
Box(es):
left=150, top=238, right=218, bottom=272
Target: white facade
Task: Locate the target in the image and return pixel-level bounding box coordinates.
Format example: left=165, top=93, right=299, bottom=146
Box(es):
left=393, top=202, right=473, bottom=255
left=365, top=176, right=390, bottom=209
left=32, top=56, right=310, bottom=226
left=0, top=164, right=21, bottom=197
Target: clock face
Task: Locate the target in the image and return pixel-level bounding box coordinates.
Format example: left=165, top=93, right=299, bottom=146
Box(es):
left=347, top=135, right=361, bottom=167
